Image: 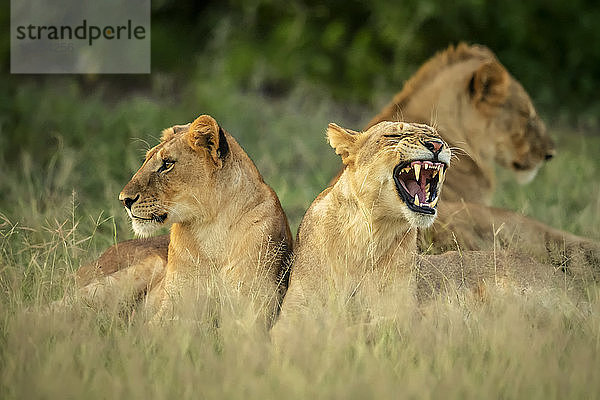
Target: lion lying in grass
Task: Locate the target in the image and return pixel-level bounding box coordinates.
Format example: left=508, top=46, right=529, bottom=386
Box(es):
left=273, top=121, right=451, bottom=333
left=415, top=250, right=594, bottom=303
left=365, top=43, right=599, bottom=267
left=75, top=115, right=293, bottom=327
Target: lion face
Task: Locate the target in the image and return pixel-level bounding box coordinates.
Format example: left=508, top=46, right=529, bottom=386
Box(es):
left=119, top=115, right=229, bottom=237
left=492, top=80, right=555, bottom=184
left=468, top=61, right=555, bottom=184
left=328, top=121, right=451, bottom=228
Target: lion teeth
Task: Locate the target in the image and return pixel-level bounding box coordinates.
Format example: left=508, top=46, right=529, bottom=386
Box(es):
left=413, top=163, right=421, bottom=181
left=414, top=194, right=420, bottom=206
left=430, top=197, right=438, bottom=208
left=432, top=169, right=438, bottom=178
left=439, top=168, right=445, bottom=183
left=424, top=163, right=429, bottom=169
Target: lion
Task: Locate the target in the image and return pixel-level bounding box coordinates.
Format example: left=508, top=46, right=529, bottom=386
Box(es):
left=363, top=43, right=599, bottom=266
left=74, top=115, right=293, bottom=327
left=272, top=120, right=452, bottom=335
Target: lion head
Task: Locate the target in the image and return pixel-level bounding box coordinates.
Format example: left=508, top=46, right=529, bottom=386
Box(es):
left=119, top=115, right=230, bottom=237
left=466, top=59, right=555, bottom=184
left=328, top=120, right=451, bottom=228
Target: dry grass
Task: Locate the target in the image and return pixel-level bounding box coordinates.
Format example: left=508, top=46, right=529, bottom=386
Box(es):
left=2, top=202, right=600, bottom=399
left=2, top=268, right=599, bottom=399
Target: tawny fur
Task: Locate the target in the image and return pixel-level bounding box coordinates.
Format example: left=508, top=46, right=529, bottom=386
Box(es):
left=416, top=250, right=594, bottom=303
left=421, top=201, right=600, bottom=276
left=76, top=235, right=169, bottom=287
left=273, top=121, right=451, bottom=336
left=75, top=115, right=292, bottom=327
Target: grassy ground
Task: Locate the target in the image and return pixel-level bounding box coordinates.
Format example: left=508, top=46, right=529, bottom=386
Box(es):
left=1, top=76, right=599, bottom=399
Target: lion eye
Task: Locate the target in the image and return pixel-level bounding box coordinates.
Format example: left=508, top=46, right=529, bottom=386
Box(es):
left=157, top=159, right=175, bottom=174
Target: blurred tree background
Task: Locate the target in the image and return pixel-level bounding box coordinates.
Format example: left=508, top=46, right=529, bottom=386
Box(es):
left=2, top=0, right=600, bottom=127
left=146, top=0, right=599, bottom=120
left=2, top=0, right=599, bottom=117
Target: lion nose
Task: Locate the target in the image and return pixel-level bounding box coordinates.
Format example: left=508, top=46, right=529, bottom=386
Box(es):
left=544, top=149, right=556, bottom=161
left=119, top=193, right=140, bottom=209
left=423, top=140, right=444, bottom=155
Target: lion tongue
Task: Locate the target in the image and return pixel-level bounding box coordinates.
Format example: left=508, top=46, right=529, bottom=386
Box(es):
left=405, top=180, right=427, bottom=203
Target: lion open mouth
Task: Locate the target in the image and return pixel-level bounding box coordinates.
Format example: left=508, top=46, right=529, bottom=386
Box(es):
left=393, top=161, right=447, bottom=215
left=127, top=209, right=168, bottom=224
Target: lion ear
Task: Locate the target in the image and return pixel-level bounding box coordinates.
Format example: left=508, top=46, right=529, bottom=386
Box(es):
left=327, top=123, right=360, bottom=166
left=187, top=115, right=229, bottom=167
left=468, top=61, right=509, bottom=113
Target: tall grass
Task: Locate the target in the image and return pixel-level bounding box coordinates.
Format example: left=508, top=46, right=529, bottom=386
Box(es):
left=1, top=76, right=599, bottom=398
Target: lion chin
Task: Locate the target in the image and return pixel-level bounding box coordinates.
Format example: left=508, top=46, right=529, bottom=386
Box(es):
left=515, top=167, right=540, bottom=185
left=401, top=207, right=437, bottom=229
left=131, top=219, right=166, bottom=238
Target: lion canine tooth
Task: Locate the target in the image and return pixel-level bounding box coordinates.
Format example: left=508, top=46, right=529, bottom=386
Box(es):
left=439, top=168, right=445, bottom=183
left=413, top=163, right=421, bottom=181
left=430, top=197, right=438, bottom=208
left=414, top=194, right=420, bottom=206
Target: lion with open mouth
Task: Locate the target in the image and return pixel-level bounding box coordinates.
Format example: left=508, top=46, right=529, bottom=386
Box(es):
left=272, top=121, right=451, bottom=335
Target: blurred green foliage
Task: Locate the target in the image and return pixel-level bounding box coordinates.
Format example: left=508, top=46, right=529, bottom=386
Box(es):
left=148, top=0, right=600, bottom=120
left=3, top=1, right=599, bottom=122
